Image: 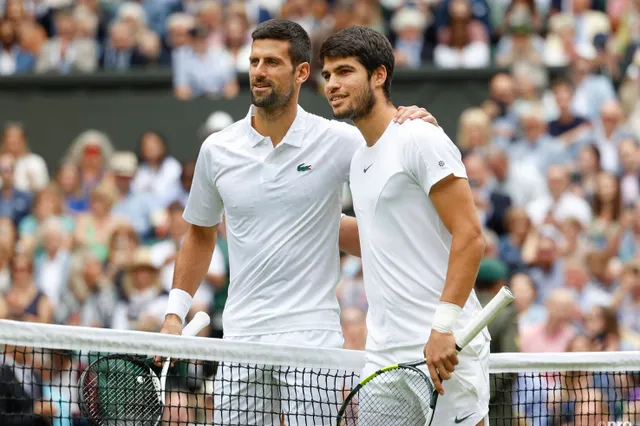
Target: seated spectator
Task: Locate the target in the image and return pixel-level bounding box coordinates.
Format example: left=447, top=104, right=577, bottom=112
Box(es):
left=163, top=160, right=196, bottom=208
left=511, top=62, right=550, bottom=121
left=195, top=1, right=224, bottom=49
left=482, top=73, right=518, bottom=143
left=117, top=2, right=148, bottom=40
left=547, top=77, right=591, bottom=155
left=55, top=162, right=89, bottom=216
left=55, top=249, right=118, bottom=328
left=390, top=7, right=430, bottom=69
left=586, top=171, right=622, bottom=250
left=104, top=221, right=139, bottom=284
left=3, top=253, right=52, bottom=323
left=65, top=129, right=114, bottom=197
left=433, top=0, right=490, bottom=69
left=0, top=218, right=15, bottom=293
left=522, top=224, right=567, bottom=302
left=498, top=207, right=532, bottom=273
left=99, top=21, right=147, bottom=71
left=0, top=153, right=32, bottom=228
left=224, top=13, right=251, bottom=73
left=165, top=12, right=195, bottom=55
left=173, top=26, right=238, bottom=101
left=111, top=247, right=169, bottom=332
left=150, top=202, right=226, bottom=316
left=570, top=144, right=601, bottom=201
left=33, top=217, right=72, bottom=310
left=564, top=259, right=611, bottom=314
left=508, top=106, right=567, bottom=174
left=585, top=305, right=637, bottom=351
left=611, top=259, right=640, bottom=334
left=558, top=217, right=593, bottom=263
left=18, top=185, right=74, bottom=257
left=556, top=0, right=610, bottom=47
left=618, top=137, right=640, bottom=207
left=519, top=287, right=579, bottom=352
left=35, top=8, right=98, bottom=74
left=74, top=183, right=118, bottom=262
left=136, top=29, right=166, bottom=67
left=593, top=100, right=628, bottom=174
left=0, top=19, right=34, bottom=75
left=1, top=123, right=49, bottom=193
left=495, top=5, right=544, bottom=67
left=456, top=107, right=492, bottom=155
left=486, top=145, right=548, bottom=208
left=464, top=153, right=512, bottom=236
left=544, top=13, right=577, bottom=67
left=110, top=151, right=159, bottom=240
left=131, top=131, right=182, bottom=205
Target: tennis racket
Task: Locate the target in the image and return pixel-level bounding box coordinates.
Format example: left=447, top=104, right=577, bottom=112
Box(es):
left=78, top=311, right=211, bottom=426
left=335, top=286, right=515, bottom=426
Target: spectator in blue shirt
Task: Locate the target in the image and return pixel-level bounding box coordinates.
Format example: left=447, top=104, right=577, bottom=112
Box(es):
left=0, top=19, right=34, bottom=75
left=172, top=26, right=238, bottom=101
left=0, top=153, right=31, bottom=228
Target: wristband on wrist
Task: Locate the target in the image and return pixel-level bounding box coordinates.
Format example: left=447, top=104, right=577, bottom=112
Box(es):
left=165, top=289, right=193, bottom=323
left=341, top=213, right=346, bottom=220
left=432, top=302, right=462, bottom=333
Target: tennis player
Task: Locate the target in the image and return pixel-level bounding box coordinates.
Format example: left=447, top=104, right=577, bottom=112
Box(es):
left=320, top=27, right=490, bottom=425
left=159, top=20, right=436, bottom=425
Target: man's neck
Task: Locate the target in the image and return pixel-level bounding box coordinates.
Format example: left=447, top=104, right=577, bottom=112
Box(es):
left=353, top=100, right=396, bottom=147
left=253, top=100, right=299, bottom=147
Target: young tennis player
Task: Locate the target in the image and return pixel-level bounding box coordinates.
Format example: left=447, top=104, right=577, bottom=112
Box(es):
left=321, top=26, right=490, bottom=425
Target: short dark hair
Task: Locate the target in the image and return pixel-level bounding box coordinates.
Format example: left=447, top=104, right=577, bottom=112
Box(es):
left=251, top=20, right=311, bottom=68
left=551, top=75, right=574, bottom=92
left=320, top=26, right=395, bottom=100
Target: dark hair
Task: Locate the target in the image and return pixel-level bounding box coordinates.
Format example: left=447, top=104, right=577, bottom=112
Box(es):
left=251, top=20, right=311, bottom=67
left=320, top=26, right=395, bottom=100
left=137, top=130, right=169, bottom=165
left=551, top=76, right=574, bottom=92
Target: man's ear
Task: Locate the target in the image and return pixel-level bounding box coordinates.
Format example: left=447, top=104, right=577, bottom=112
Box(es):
left=296, top=62, right=311, bottom=84
left=372, top=65, right=387, bottom=90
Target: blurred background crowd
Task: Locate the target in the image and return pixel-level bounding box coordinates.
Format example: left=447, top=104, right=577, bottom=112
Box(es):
left=0, top=0, right=640, bottom=424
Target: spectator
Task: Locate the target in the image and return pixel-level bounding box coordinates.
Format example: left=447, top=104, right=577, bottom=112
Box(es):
left=0, top=218, right=15, bottom=293
left=18, top=185, right=74, bottom=257
left=586, top=171, right=622, bottom=250
left=617, top=137, right=640, bottom=207
left=611, top=258, right=640, bottom=334
left=483, top=73, right=518, bottom=143
left=33, top=217, right=72, bottom=310
left=510, top=271, right=547, bottom=330
left=199, top=111, right=234, bottom=140
left=165, top=12, right=195, bottom=54
left=104, top=221, right=139, bottom=284
left=619, top=200, right=640, bottom=262
left=456, top=107, right=492, bottom=155
left=558, top=217, right=593, bottom=262
left=464, top=153, right=512, bottom=236
left=433, top=0, right=490, bottom=69
left=73, top=183, right=118, bottom=262
left=486, top=145, right=548, bottom=208
left=520, top=287, right=579, bottom=352
left=498, top=207, right=532, bottom=273
left=571, top=144, right=601, bottom=201
left=547, top=77, right=591, bottom=149
left=1, top=123, right=49, bottom=194
left=65, top=129, right=114, bottom=197
left=109, top=151, right=158, bottom=240
left=495, top=4, right=544, bottom=67
left=0, top=19, right=34, bottom=75
left=136, top=29, right=165, bottom=66
left=3, top=253, right=52, bottom=324
left=564, top=259, right=611, bottom=314
left=224, top=14, right=252, bottom=73
left=390, top=7, right=431, bottom=69
left=56, top=249, right=117, bottom=328
left=584, top=305, right=637, bottom=351
left=35, top=8, right=98, bottom=74
left=0, top=153, right=32, bottom=228
left=508, top=106, right=567, bottom=175
left=592, top=100, right=627, bottom=174
left=172, top=26, right=238, bottom=101
left=522, top=224, right=566, bottom=302
left=110, top=246, right=169, bottom=332
left=476, top=258, right=519, bottom=353
left=131, top=131, right=182, bottom=205
left=554, top=0, right=610, bottom=46
left=195, top=1, right=224, bottom=49
left=99, top=20, right=147, bottom=71
left=543, top=13, right=577, bottom=67
left=164, top=159, right=195, bottom=208
left=55, top=162, right=88, bottom=216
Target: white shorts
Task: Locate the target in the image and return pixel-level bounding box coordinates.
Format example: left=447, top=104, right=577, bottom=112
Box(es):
left=213, top=329, right=345, bottom=426
left=359, top=335, right=490, bottom=426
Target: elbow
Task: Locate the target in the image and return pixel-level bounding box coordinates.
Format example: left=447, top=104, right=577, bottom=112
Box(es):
left=454, top=226, right=486, bottom=257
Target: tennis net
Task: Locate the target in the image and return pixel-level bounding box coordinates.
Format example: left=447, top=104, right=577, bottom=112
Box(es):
left=0, top=320, right=639, bottom=426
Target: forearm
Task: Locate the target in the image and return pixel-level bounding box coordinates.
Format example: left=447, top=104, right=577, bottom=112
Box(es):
left=338, top=216, right=361, bottom=257
left=440, top=232, right=485, bottom=307
left=172, top=226, right=217, bottom=296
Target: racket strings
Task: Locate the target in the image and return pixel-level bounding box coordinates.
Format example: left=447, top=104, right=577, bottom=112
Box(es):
left=341, top=368, right=435, bottom=426
left=81, top=358, right=163, bottom=426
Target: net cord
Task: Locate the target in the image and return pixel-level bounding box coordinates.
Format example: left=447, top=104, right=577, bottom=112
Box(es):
left=2, top=320, right=640, bottom=373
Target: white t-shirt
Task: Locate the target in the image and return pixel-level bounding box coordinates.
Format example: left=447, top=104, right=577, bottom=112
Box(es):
left=349, top=120, right=488, bottom=351
left=183, top=105, right=363, bottom=337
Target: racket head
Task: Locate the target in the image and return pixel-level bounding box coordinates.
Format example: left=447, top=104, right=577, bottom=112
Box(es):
left=79, top=354, right=163, bottom=426
left=336, top=360, right=438, bottom=426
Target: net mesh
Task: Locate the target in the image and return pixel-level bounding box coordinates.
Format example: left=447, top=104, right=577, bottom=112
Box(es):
left=1, top=320, right=640, bottom=426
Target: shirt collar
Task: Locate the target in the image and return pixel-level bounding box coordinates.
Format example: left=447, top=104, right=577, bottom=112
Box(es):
left=244, top=104, right=307, bottom=148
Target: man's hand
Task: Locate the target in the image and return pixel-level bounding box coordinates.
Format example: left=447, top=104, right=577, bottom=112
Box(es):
left=423, top=330, right=458, bottom=395
left=154, top=314, right=183, bottom=366
left=394, top=106, right=438, bottom=127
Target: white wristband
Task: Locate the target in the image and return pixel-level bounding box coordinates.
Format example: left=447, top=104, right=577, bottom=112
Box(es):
left=432, top=302, right=462, bottom=334
left=341, top=213, right=346, bottom=220
left=165, top=289, right=193, bottom=323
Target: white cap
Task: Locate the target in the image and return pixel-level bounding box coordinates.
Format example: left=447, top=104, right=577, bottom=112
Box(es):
left=204, top=111, right=234, bottom=133
left=391, top=7, right=428, bottom=32
left=576, top=43, right=597, bottom=60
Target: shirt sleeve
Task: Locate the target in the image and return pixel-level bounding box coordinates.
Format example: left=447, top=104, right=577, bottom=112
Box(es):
left=402, top=122, right=467, bottom=194
left=331, top=121, right=365, bottom=183
left=172, top=49, right=188, bottom=88
left=183, top=143, right=224, bottom=227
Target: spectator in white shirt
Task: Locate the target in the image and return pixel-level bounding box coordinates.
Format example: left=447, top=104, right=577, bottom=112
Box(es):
left=618, top=137, right=640, bottom=207
left=224, top=13, right=252, bottom=72
left=33, top=217, right=71, bottom=310
left=131, top=131, right=182, bottom=205
left=592, top=100, right=627, bottom=174
left=1, top=122, right=49, bottom=193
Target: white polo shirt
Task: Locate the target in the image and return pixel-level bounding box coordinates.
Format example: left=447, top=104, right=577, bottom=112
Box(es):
left=183, top=105, right=363, bottom=337
left=349, top=120, right=489, bottom=352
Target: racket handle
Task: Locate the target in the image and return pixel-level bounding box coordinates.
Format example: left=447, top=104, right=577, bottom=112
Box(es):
left=182, top=311, right=211, bottom=337
left=454, top=286, right=515, bottom=351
